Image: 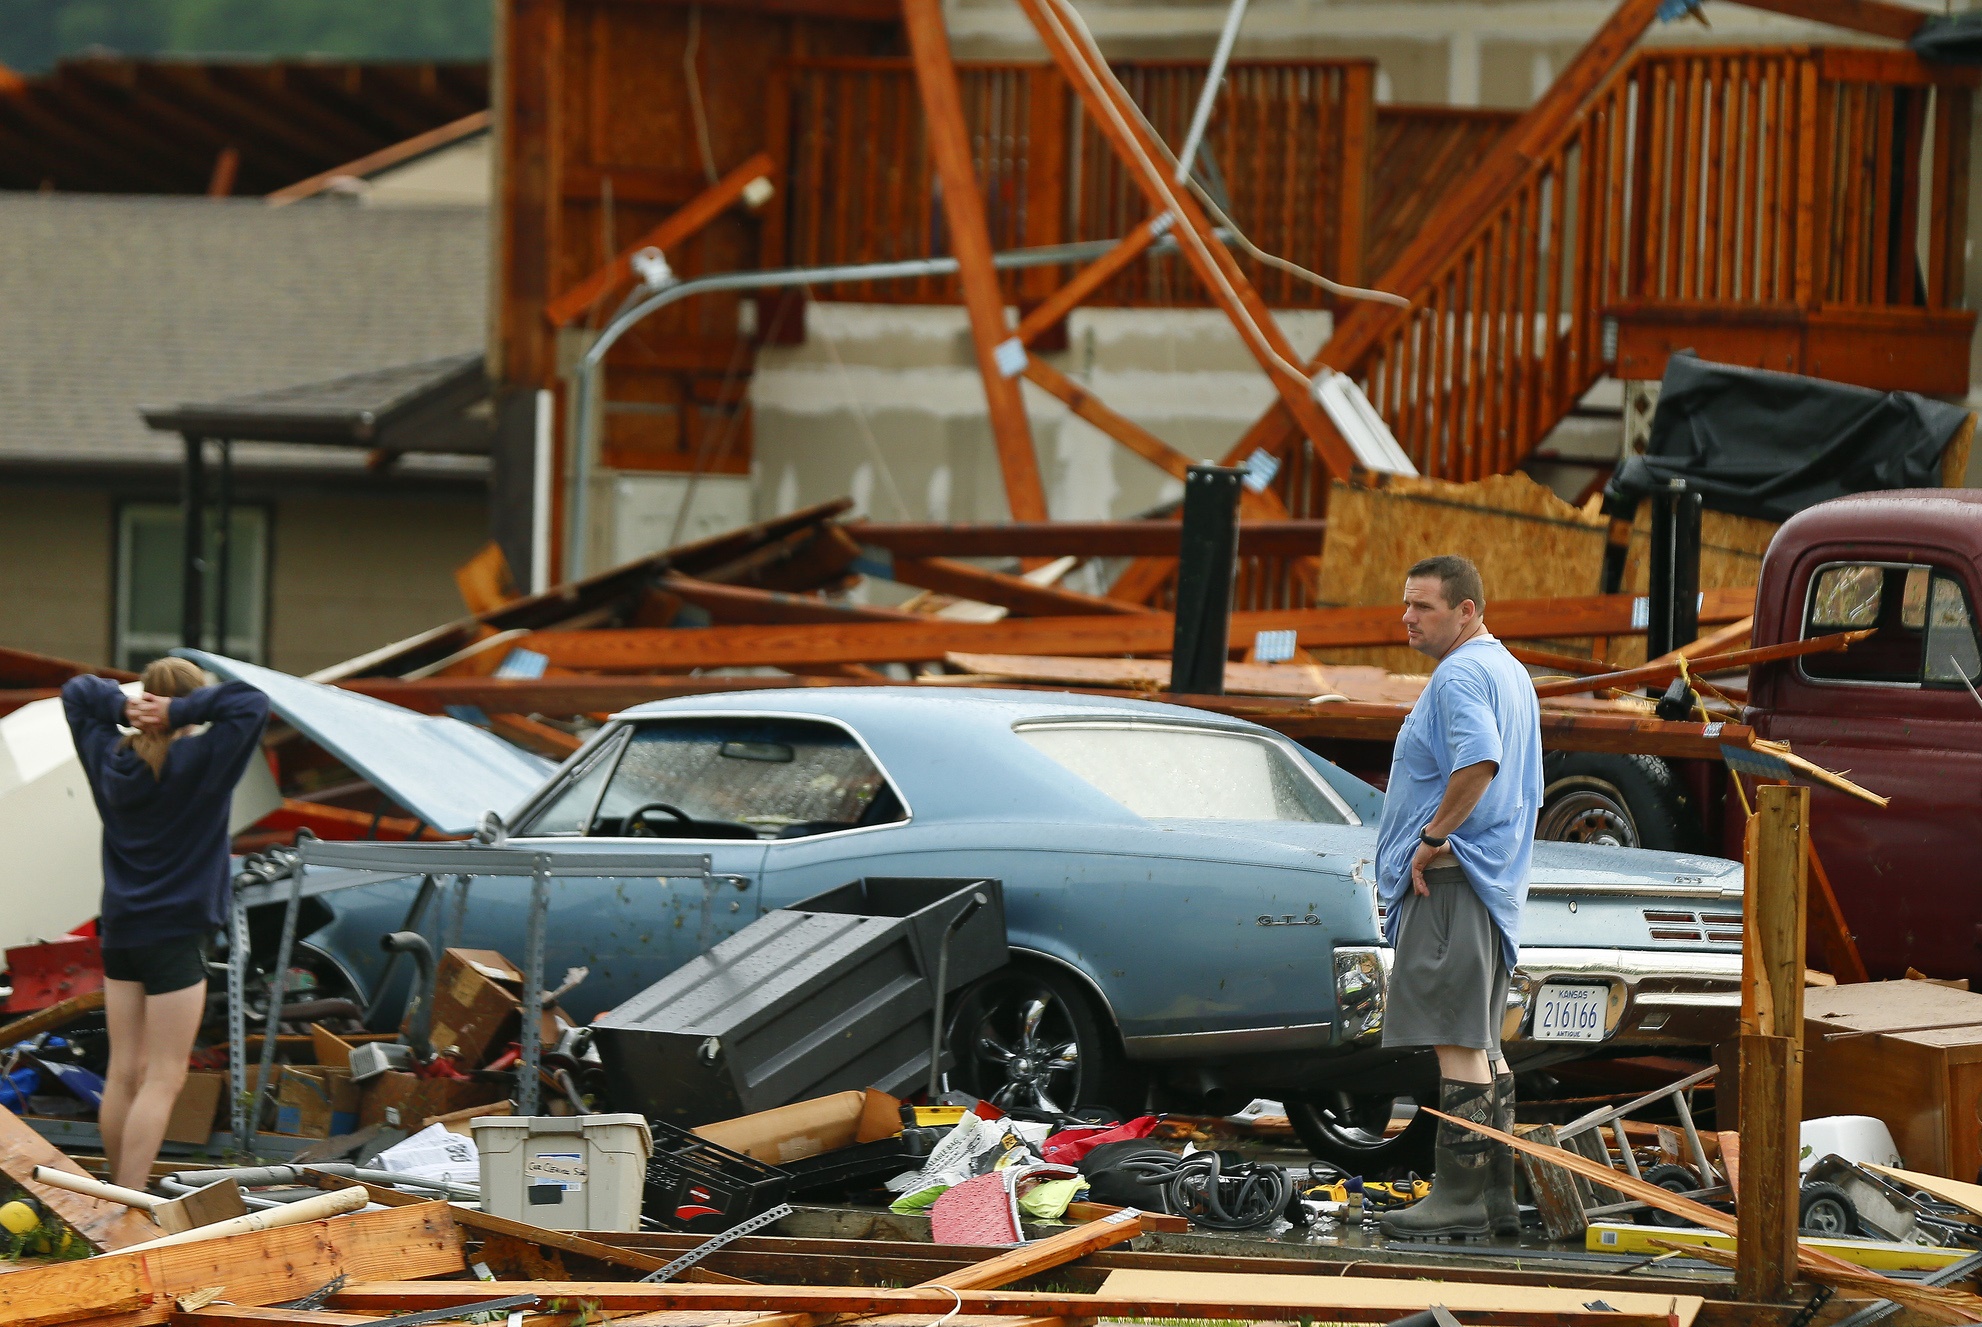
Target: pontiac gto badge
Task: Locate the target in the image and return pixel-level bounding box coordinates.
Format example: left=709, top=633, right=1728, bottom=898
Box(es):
left=1258, top=914, right=1322, bottom=926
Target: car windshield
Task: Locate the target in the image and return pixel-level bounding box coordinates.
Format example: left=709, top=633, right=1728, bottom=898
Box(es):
left=520, top=717, right=905, bottom=839
left=1015, top=722, right=1348, bottom=823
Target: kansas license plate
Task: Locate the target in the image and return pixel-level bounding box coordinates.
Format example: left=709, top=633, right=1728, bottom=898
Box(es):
left=1534, top=982, right=1608, bottom=1042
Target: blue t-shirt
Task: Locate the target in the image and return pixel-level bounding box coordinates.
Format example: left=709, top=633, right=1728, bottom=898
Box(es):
left=1374, top=633, right=1543, bottom=968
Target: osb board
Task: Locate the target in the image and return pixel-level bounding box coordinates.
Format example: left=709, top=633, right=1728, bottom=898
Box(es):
left=0, top=1202, right=464, bottom=1327
left=1312, top=473, right=1608, bottom=674
left=1611, top=505, right=1778, bottom=667
left=1096, top=1269, right=1703, bottom=1326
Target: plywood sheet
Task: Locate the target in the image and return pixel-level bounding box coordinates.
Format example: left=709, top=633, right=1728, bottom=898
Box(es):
left=1313, top=474, right=1608, bottom=674
left=1095, top=1269, right=1702, bottom=1327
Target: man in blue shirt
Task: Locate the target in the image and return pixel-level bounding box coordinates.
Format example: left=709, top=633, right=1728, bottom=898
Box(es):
left=1374, top=555, right=1542, bottom=1239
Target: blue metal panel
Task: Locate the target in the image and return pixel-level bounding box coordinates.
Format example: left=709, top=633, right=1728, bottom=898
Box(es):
left=178, top=649, right=553, bottom=834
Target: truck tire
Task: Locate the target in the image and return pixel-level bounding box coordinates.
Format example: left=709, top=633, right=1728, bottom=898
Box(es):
left=1288, top=1091, right=1436, bottom=1178
left=1537, top=752, right=1708, bottom=854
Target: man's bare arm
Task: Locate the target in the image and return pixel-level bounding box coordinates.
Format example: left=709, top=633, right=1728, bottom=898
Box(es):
left=1409, top=759, right=1499, bottom=896
left=1425, top=760, right=1498, bottom=838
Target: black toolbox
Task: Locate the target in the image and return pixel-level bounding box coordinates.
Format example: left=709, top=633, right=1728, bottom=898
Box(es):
left=642, top=1118, right=794, bottom=1232
left=597, top=878, right=1006, bottom=1126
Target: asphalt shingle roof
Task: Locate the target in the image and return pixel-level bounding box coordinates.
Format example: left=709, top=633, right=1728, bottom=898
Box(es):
left=0, top=194, right=488, bottom=465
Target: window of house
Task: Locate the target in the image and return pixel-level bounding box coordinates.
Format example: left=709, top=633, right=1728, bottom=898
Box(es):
left=114, top=503, right=268, bottom=671
left=520, top=717, right=906, bottom=839
left=1802, top=560, right=1981, bottom=688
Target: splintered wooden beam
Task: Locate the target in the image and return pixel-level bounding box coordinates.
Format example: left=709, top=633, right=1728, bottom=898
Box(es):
left=327, top=1282, right=1683, bottom=1327
left=1012, top=215, right=1169, bottom=345
left=661, top=575, right=921, bottom=625
left=885, top=555, right=1156, bottom=616
left=738, top=1207, right=1149, bottom=1327
left=845, top=521, right=1327, bottom=559
left=0, top=1200, right=464, bottom=1327
left=1018, top=357, right=1289, bottom=521
left=0, top=1103, right=160, bottom=1253
left=545, top=150, right=777, bottom=328
left=1011, top=0, right=1358, bottom=479
left=1728, top=0, right=1927, bottom=38
left=520, top=587, right=1756, bottom=671
left=1532, top=629, right=1874, bottom=697
left=903, top=0, right=1046, bottom=522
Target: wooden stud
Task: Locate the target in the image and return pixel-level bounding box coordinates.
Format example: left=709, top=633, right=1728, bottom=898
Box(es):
left=545, top=151, right=778, bottom=328
left=886, top=555, right=1158, bottom=616
left=1804, top=837, right=1869, bottom=985
left=1736, top=783, right=1808, bottom=1305
left=902, top=0, right=1047, bottom=522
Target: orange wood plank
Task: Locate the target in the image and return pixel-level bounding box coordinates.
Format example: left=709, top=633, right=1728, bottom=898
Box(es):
left=903, top=0, right=1045, bottom=521
left=544, top=150, right=776, bottom=328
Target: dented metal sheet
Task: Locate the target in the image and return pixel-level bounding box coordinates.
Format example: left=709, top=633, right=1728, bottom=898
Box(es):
left=179, top=649, right=552, bottom=835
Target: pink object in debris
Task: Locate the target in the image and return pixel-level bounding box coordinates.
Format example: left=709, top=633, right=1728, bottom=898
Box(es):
left=930, top=1172, right=1021, bottom=1245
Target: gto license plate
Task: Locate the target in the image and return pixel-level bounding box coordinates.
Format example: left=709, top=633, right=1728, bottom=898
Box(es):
left=1534, top=982, right=1608, bottom=1042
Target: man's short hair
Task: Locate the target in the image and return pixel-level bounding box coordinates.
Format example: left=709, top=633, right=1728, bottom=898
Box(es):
left=1407, top=554, right=1486, bottom=612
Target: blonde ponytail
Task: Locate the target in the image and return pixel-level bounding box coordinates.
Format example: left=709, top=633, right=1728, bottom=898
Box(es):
left=122, top=657, right=209, bottom=778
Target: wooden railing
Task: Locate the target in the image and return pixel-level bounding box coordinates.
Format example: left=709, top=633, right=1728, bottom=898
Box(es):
left=1350, top=45, right=1976, bottom=482
left=766, top=58, right=1376, bottom=307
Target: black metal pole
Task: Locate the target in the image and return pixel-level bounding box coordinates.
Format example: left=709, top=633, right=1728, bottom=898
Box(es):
left=181, top=435, right=206, bottom=649
left=214, top=438, right=233, bottom=655
left=1170, top=464, right=1244, bottom=695
left=1671, top=484, right=1702, bottom=652
left=1647, top=486, right=1673, bottom=661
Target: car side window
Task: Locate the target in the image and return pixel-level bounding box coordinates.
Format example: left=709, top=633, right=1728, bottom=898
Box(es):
left=523, top=728, right=629, bottom=835
left=582, top=717, right=905, bottom=840
left=1803, top=561, right=1981, bottom=688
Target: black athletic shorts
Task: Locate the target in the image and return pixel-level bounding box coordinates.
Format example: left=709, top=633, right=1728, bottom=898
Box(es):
left=101, top=935, right=209, bottom=995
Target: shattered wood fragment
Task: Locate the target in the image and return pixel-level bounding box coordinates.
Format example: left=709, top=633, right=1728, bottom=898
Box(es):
left=0, top=1200, right=463, bottom=1327
left=520, top=587, right=1755, bottom=671
left=0, top=1103, right=159, bottom=1252
left=328, top=1281, right=1692, bottom=1327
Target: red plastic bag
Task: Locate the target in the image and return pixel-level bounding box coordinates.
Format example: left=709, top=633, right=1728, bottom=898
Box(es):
left=1039, top=1114, right=1160, bottom=1165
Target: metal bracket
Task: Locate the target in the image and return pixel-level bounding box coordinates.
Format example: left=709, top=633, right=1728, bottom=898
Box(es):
left=640, top=1203, right=795, bottom=1282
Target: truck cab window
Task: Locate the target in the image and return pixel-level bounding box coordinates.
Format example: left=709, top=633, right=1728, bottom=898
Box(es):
left=1803, top=561, right=1981, bottom=687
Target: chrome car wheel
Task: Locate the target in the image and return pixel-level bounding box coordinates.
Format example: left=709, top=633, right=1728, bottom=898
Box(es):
left=948, top=966, right=1131, bottom=1116
left=1537, top=780, right=1638, bottom=847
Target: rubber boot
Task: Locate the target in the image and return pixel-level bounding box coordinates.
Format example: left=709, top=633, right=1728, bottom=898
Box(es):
left=1485, top=1069, right=1520, bottom=1236
left=1381, top=1078, right=1492, bottom=1240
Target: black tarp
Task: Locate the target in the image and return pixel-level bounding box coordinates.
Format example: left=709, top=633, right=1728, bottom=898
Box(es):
left=1604, top=352, right=1969, bottom=523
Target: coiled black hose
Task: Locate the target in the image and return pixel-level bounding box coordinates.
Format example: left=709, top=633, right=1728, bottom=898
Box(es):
left=1121, top=1150, right=1297, bottom=1230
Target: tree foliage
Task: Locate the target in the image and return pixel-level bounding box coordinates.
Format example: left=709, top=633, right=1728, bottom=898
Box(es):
left=0, top=0, right=492, bottom=74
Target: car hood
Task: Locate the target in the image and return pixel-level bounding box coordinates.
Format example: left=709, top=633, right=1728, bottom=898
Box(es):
left=1146, top=818, right=1742, bottom=895
left=181, top=650, right=553, bottom=836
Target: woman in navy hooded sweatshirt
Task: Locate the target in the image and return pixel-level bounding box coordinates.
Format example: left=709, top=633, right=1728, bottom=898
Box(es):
left=62, top=657, right=268, bottom=1189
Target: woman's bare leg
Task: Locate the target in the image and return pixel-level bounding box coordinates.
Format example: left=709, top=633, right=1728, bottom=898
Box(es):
left=111, top=981, right=205, bottom=1191
left=98, top=979, right=148, bottom=1181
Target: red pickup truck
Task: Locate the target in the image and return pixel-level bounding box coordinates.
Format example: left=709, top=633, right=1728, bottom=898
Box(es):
left=1542, top=489, right=1982, bottom=985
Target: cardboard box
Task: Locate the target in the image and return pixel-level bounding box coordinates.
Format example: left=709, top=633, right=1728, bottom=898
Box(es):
left=311, top=1025, right=354, bottom=1069
left=274, top=1066, right=359, bottom=1138
left=694, top=1089, right=902, bottom=1165
left=418, top=948, right=566, bottom=1067
left=358, top=1069, right=508, bottom=1131
left=165, top=1070, right=227, bottom=1145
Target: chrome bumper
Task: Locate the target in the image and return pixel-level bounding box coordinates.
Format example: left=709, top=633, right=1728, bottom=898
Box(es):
left=1336, top=944, right=1742, bottom=1049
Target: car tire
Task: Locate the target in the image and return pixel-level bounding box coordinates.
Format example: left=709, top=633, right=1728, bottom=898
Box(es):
left=946, top=964, right=1138, bottom=1118
left=1537, top=753, right=1708, bottom=853
left=1287, top=1092, right=1435, bottom=1178
left=1799, top=1181, right=1859, bottom=1236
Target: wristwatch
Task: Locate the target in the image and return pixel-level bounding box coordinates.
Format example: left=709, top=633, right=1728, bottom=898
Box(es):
left=1418, top=831, right=1449, bottom=848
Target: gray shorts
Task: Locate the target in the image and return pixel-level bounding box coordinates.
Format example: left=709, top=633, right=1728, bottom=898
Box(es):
left=1381, top=863, right=1512, bottom=1051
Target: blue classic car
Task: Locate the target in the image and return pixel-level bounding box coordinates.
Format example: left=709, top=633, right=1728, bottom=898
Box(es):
left=270, top=685, right=1745, bottom=1173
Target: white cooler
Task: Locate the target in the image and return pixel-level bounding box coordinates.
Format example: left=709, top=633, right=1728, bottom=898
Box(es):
left=473, top=1113, right=653, bottom=1231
